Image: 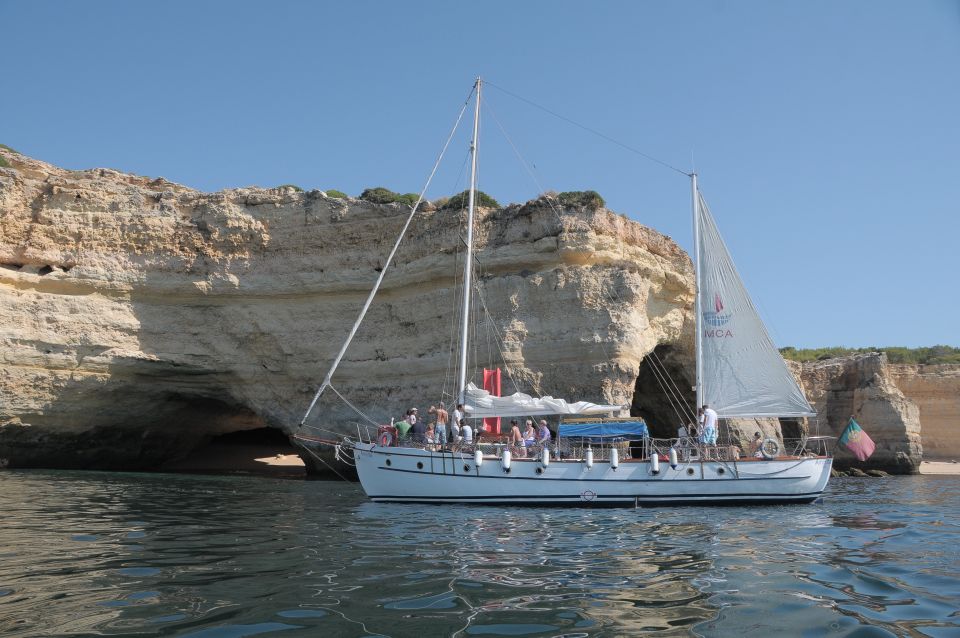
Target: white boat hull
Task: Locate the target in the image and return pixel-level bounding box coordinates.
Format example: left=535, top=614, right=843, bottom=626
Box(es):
left=351, top=443, right=832, bottom=506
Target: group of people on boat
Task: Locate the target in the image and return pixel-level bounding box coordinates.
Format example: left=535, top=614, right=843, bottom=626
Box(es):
left=507, top=419, right=552, bottom=448
left=386, top=400, right=558, bottom=451
left=392, top=401, right=475, bottom=447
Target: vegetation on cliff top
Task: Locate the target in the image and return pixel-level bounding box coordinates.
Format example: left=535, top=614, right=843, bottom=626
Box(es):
left=440, top=189, right=500, bottom=210
left=780, top=345, right=960, bottom=365
left=325, top=189, right=348, bottom=199
left=557, top=190, right=606, bottom=210
left=0, top=143, right=16, bottom=168
left=359, top=187, right=420, bottom=207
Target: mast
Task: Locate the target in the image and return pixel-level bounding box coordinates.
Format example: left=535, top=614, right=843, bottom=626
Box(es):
left=691, top=172, right=703, bottom=411
left=457, top=77, right=481, bottom=405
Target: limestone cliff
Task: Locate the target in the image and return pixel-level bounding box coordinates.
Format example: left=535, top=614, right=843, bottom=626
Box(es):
left=0, top=149, right=694, bottom=470
left=798, top=354, right=922, bottom=473
left=889, top=364, right=960, bottom=460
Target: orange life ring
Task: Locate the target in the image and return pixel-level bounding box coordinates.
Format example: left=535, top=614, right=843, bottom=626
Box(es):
left=378, top=431, right=393, bottom=447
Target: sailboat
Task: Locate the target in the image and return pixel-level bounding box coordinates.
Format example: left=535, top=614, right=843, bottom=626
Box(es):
left=294, top=79, right=833, bottom=506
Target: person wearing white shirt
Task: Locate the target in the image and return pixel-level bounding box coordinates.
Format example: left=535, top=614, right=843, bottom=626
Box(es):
left=700, top=404, right=718, bottom=446
left=460, top=421, right=473, bottom=444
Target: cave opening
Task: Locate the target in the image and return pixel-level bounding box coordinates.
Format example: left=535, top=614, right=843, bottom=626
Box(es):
left=160, top=425, right=305, bottom=478
left=631, top=344, right=695, bottom=439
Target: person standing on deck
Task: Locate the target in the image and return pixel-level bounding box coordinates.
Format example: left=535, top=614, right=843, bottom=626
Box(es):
left=452, top=403, right=464, bottom=442
left=700, top=404, right=718, bottom=457
left=430, top=402, right=449, bottom=446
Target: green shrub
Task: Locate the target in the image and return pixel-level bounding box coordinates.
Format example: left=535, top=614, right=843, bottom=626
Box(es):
left=557, top=190, right=605, bottom=210
left=359, top=187, right=424, bottom=208
left=0, top=144, right=18, bottom=153
left=441, top=189, right=500, bottom=210
left=359, top=187, right=401, bottom=204
left=397, top=193, right=420, bottom=207
left=325, top=189, right=348, bottom=199
left=278, top=184, right=303, bottom=192
left=0, top=143, right=15, bottom=168
left=779, top=345, right=960, bottom=365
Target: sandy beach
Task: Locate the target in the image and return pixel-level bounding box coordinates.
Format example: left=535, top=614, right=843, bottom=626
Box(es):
left=919, top=461, right=960, bottom=475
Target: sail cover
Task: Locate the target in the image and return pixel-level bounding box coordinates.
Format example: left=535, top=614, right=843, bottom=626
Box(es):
left=696, top=191, right=815, bottom=418
left=464, top=383, right=624, bottom=418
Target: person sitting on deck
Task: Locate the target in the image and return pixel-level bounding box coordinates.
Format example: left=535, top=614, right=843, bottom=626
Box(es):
left=425, top=424, right=436, bottom=448
left=752, top=432, right=764, bottom=458
left=523, top=420, right=536, bottom=447
left=460, top=421, right=474, bottom=444
left=537, top=420, right=551, bottom=443
left=508, top=420, right=523, bottom=445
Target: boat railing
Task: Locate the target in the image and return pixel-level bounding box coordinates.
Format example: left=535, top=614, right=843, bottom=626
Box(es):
left=366, top=428, right=834, bottom=462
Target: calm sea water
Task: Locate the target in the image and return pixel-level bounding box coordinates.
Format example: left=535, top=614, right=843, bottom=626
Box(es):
left=0, top=471, right=957, bottom=638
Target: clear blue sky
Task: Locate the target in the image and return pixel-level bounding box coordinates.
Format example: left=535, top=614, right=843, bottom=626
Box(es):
left=2, top=1, right=957, bottom=348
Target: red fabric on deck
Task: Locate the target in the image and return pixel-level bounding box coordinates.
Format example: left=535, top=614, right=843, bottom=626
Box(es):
left=482, top=368, right=501, bottom=434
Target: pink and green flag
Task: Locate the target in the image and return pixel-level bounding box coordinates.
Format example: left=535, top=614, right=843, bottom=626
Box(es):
left=839, top=417, right=876, bottom=462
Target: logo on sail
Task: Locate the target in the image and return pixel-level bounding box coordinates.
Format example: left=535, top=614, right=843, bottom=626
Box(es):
left=702, top=293, right=732, bottom=327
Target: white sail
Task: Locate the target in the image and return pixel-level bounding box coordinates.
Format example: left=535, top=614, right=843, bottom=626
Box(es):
left=696, top=191, right=815, bottom=418
left=464, top=383, right=625, bottom=418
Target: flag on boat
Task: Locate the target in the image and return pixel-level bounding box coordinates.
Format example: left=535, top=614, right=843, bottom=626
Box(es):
left=839, top=417, right=876, bottom=461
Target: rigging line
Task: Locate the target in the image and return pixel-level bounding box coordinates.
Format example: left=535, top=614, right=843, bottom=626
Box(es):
left=485, top=80, right=691, bottom=177
left=442, top=150, right=473, bottom=406
left=329, top=384, right=380, bottom=427
left=650, top=349, right=697, bottom=421
left=299, top=84, right=476, bottom=426
left=483, top=95, right=552, bottom=202
left=647, top=350, right=695, bottom=423
left=298, top=444, right=352, bottom=483
left=475, top=282, right=524, bottom=396
left=644, top=356, right=687, bottom=427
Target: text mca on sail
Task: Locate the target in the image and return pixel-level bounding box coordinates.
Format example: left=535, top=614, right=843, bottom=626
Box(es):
left=703, top=293, right=733, bottom=338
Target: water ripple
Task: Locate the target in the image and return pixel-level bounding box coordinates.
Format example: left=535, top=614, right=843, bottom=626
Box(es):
left=0, top=470, right=957, bottom=636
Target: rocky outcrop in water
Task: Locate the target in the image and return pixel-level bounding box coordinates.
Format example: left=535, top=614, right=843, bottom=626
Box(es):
left=889, top=364, right=960, bottom=460
left=798, top=353, right=922, bottom=473
left=0, top=149, right=694, bottom=471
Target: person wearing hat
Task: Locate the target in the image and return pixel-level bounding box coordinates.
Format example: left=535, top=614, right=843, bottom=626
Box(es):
left=409, top=407, right=426, bottom=443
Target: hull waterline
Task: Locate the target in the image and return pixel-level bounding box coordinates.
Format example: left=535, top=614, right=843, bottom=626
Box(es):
left=352, top=443, right=832, bottom=507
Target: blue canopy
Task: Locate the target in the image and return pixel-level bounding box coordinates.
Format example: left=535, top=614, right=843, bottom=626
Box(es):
left=558, top=421, right=649, bottom=440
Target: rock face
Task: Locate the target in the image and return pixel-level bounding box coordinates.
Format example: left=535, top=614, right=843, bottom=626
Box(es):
left=889, top=364, right=960, bottom=460
left=0, top=149, right=694, bottom=470
left=798, top=354, right=922, bottom=473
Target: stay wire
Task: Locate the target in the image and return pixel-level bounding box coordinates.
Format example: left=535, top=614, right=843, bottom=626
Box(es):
left=485, top=80, right=691, bottom=178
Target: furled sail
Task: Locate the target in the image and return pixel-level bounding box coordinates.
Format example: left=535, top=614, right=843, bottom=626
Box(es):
left=464, top=383, right=625, bottom=418
left=696, top=191, right=815, bottom=418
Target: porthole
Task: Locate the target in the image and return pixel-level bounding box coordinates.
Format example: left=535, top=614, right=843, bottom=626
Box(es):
left=717, top=467, right=725, bottom=475
left=416, top=462, right=424, bottom=470
left=536, top=467, right=544, bottom=475
left=385, top=459, right=392, bottom=467
left=687, top=468, right=695, bottom=476
left=464, top=465, right=471, bottom=472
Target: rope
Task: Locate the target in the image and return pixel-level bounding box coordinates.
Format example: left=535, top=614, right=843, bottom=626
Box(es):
left=299, top=84, right=476, bottom=426
left=485, top=80, right=691, bottom=177
left=329, top=384, right=380, bottom=427
left=651, top=348, right=697, bottom=421
left=298, top=443, right=353, bottom=483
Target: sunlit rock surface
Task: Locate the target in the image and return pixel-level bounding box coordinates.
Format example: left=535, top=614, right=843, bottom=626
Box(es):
left=0, top=149, right=694, bottom=471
